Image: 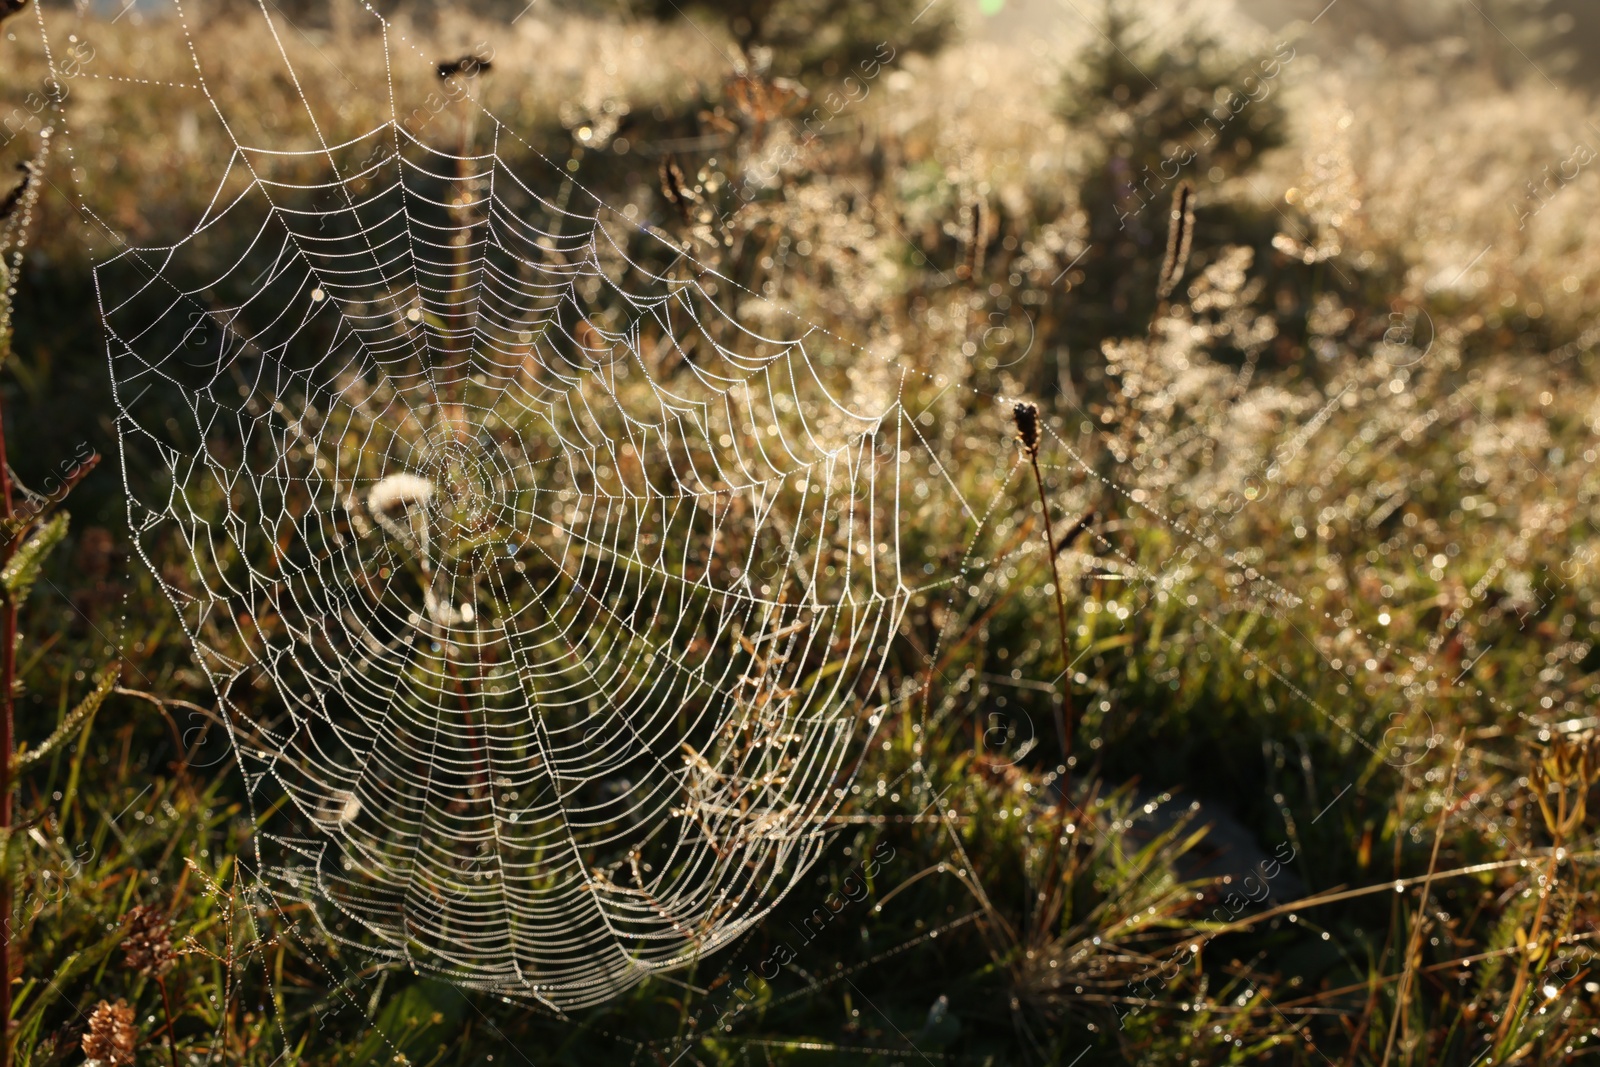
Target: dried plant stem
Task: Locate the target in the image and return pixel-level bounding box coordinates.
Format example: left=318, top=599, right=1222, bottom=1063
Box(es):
left=1155, top=181, right=1195, bottom=302
left=155, top=975, right=180, bottom=1067
left=0, top=637, right=10, bottom=1067
left=1027, top=448, right=1076, bottom=791
left=1012, top=402, right=1076, bottom=795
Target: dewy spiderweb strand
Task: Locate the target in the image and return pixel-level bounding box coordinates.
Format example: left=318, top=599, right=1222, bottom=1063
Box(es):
left=91, top=4, right=938, bottom=1010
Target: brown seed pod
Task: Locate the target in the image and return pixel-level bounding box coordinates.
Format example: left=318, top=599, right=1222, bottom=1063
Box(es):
left=1013, top=401, right=1041, bottom=459
left=120, top=904, right=177, bottom=977
left=81, top=998, right=136, bottom=1067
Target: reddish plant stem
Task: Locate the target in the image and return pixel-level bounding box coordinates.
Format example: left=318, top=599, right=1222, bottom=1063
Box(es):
left=0, top=398, right=14, bottom=1067
left=156, top=975, right=180, bottom=1067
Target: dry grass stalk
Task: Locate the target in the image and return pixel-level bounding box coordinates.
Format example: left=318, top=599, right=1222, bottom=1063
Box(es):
left=1156, top=181, right=1195, bottom=300
left=1381, top=732, right=1466, bottom=1067
left=659, top=154, right=694, bottom=222
left=1013, top=401, right=1076, bottom=791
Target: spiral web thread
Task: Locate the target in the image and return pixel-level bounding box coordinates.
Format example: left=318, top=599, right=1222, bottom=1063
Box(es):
left=90, top=10, right=950, bottom=1012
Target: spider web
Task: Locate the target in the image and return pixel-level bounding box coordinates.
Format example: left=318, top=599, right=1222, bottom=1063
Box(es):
left=89, top=8, right=948, bottom=1011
